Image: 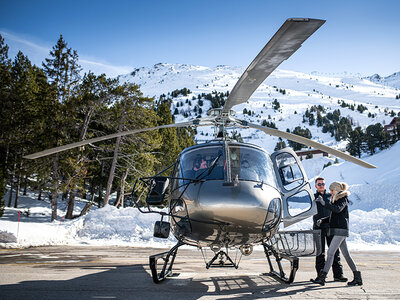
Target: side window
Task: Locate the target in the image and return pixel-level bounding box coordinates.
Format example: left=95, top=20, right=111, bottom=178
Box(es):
left=287, top=190, right=312, bottom=217
left=263, top=198, right=281, bottom=231
left=275, top=152, right=304, bottom=191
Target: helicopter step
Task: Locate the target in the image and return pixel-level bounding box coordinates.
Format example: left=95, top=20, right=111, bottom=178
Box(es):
left=149, top=241, right=184, bottom=283
left=262, top=230, right=322, bottom=283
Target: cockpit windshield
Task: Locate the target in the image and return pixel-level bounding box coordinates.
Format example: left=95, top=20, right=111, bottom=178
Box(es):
left=178, top=144, right=277, bottom=188
left=179, top=146, right=225, bottom=182
left=229, top=145, right=277, bottom=188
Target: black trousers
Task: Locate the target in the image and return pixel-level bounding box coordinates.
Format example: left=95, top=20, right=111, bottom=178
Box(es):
left=315, top=227, right=343, bottom=277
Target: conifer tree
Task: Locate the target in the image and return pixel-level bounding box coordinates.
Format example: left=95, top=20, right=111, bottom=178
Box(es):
left=364, top=123, right=384, bottom=155
left=287, top=127, right=312, bottom=151
left=42, top=35, right=82, bottom=220
left=346, top=127, right=364, bottom=158
left=156, top=101, right=180, bottom=172
left=0, top=34, right=12, bottom=210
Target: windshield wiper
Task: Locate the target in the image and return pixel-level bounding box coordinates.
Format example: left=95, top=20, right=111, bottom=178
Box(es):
left=196, top=154, right=222, bottom=181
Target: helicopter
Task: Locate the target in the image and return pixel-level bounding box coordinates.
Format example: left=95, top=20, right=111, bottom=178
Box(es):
left=24, top=18, right=376, bottom=284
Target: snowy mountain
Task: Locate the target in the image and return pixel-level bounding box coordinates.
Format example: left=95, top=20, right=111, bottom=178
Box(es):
left=121, top=63, right=400, bottom=154
left=365, top=72, right=400, bottom=89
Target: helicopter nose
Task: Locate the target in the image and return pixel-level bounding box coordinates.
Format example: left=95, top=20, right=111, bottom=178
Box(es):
left=193, top=180, right=281, bottom=229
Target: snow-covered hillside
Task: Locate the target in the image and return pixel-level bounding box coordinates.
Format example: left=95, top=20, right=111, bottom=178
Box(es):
left=121, top=63, right=400, bottom=153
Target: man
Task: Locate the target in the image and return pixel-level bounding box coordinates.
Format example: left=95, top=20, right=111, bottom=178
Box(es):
left=312, top=177, right=347, bottom=282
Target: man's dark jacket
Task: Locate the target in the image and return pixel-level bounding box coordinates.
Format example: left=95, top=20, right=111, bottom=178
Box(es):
left=313, top=190, right=331, bottom=229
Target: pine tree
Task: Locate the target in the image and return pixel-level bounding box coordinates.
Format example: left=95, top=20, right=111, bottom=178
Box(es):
left=42, top=35, right=81, bottom=103
left=288, top=127, right=312, bottom=151
left=0, top=34, right=12, bottom=209
left=346, top=127, right=364, bottom=158
left=274, top=138, right=286, bottom=151
left=41, top=35, right=82, bottom=220
left=365, top=123, right=384, bottom=155
left=156, top=101, right=180, bottom=172
left=317, top=111, right=323, bottom=127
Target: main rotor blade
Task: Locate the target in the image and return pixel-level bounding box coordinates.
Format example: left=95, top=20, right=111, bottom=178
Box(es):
left=223, top=18, right=325, bottom=113
left=245, top=121, right=376, bottom=169
left=24, top=120, right=210, bottom=160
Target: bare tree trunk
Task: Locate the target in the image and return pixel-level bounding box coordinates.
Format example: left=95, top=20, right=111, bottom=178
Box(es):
left=23, top=175, right=27, bottom=195
left=115, top=170, right=128, bottom=208
left=7, top=162, right=16, bottom=207
left=14, top=155, right=24, bottom=208
left=65, top=189, right=75, bottom=219
left=79, top=191, right=95, bottom=217
left=80, top=106, right=95, bottom=141
left=14, top=169, right=21, bottom=208
left=38, top=182, right=42, bottom=200
left=103, top=104, right=126, bottom=207
left=64, top=105, right=95, bottom=216
left=98, top=160, right=104, bottom=208
left=104, top=135, right=121, bottom=206
left=115, top=189, right=120, bottom=206
left=51, top=153, right=59, bottom=221
left=89, top=178, right=95, bottom=202
left=82, top=178, right=87, bottom=200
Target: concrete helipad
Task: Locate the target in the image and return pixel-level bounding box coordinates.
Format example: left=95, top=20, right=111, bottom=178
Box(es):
left=0, top=246, right=399, bottom=299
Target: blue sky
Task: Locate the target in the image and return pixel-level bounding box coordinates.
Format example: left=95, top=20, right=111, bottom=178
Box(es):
left=1, top=0, right=399, bottom=77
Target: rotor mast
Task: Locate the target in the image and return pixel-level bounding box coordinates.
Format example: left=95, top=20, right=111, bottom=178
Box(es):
left=207, top=108, right=237, bottom=139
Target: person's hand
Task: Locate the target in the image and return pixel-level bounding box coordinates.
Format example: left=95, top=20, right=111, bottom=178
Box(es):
left=316, top=195, right=325, bottom=205
left=316, top=218, right=323, bottom=227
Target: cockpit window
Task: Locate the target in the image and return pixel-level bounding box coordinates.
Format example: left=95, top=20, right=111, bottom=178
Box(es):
left=179, top=146, right=224, bottom=182
left=229, top=145, right=277, bottom=188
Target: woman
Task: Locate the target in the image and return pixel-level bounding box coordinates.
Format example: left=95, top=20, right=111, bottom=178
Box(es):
left=311, top=181, right=363, bottom=286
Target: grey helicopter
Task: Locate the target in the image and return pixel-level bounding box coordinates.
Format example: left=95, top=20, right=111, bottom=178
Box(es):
left=25, top=18, right=376, bottom=284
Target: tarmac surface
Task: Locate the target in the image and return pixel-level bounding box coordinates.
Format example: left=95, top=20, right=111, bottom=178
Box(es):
left=0, top=245, right=399, bottom=299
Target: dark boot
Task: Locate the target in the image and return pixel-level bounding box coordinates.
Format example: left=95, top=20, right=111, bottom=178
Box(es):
left=347, top=271, right=362, bottom=286
left=334, top=274, right=348, bottom=282
left=311, top=270, right=327, bottom=286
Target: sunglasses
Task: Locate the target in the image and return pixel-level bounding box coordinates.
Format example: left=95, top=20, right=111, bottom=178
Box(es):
left=317, top=183, right=325, bottom=186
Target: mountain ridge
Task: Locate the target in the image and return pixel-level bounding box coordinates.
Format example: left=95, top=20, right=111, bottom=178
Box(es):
left=120, top=63, right=400, bottom=154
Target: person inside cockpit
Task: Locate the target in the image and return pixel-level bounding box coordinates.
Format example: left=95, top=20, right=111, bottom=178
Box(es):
left=193, top=155, right=207, bottom=171
left=240, top=159, right=260, bottom=181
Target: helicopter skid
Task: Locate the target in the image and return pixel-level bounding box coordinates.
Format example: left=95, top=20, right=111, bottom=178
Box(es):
left=149, top=241, right=184, bottom=283
left=262, top=242, right=299, bottom=284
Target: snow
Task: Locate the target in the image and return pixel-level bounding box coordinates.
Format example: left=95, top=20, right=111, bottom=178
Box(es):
left=2, top=63, right=400, bottom=251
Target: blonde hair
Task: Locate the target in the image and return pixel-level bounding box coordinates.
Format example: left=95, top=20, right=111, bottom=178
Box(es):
left=329, top=181, right=348, bottom=192
left=329, top=181, right=350, bottom=202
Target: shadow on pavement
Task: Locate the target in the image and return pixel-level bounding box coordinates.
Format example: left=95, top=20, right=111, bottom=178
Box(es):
left=0, top=262, right=344, bottom=299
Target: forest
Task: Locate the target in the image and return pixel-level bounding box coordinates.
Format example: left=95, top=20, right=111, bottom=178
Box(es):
left=0, top=34, right=195, bottom=220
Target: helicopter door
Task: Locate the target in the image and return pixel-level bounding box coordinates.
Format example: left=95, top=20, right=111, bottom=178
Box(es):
left=270, top=148, right=317, bottom=228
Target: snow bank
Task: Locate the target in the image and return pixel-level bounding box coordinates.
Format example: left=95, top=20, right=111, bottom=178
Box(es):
left=73, top=205, right=177, bottom=247
left=0, top=231, right=17, bottom=243
left=1, top=198, right=399, bottom=250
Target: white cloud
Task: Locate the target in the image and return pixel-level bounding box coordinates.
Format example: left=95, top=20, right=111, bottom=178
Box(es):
left=0, top=30, right=132, bottom=77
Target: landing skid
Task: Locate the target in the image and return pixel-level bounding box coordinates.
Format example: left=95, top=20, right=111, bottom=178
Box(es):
left=262, top=242, right=299, bottom=284
left=149, top=241, right=184, bottom=283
